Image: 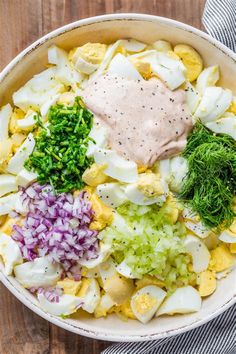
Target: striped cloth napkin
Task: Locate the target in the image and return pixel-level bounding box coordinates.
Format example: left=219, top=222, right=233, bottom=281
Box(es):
left=102, top=1, right=236, bottom=353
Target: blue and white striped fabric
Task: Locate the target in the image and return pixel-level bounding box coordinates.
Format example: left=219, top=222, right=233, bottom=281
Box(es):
left=102, top=1, right=236, bottom=353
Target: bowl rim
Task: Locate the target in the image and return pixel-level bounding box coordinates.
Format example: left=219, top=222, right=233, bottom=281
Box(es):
left=0, top=13, right=235, bottom=342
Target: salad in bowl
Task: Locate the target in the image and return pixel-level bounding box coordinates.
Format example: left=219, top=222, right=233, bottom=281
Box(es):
left=0, top=37, right=235, bottom=325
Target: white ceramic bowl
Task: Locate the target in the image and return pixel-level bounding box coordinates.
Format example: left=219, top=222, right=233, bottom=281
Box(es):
left=0, top=13, right=235, bottom=342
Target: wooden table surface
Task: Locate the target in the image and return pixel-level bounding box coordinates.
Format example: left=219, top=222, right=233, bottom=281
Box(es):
left=0, top=1, right=206, bottom=353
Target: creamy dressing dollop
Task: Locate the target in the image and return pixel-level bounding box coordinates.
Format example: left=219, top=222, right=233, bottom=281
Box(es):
left=83, top=74, right=192, bottom=167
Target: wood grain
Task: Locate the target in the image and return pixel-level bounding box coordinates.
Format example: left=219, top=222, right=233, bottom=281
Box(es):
left=0, top=0, right=206, bottom=353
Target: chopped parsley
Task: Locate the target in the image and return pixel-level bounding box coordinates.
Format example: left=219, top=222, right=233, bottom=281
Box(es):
left=180, top=121, right=236, bottom=229
left=25, top=97, right=94, bottom=193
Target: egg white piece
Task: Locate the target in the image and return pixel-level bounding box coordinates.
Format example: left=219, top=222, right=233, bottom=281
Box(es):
left=0, top=232, right=23, bottom=275
left=40, top=94, right=60, bottom=118
left=185, top=82, right=201, bottom=115
left=196, top=65, right=220, bottom=93
left=124, top=183, right=166, bottom=206
left=206, top=117, right=236, bottom=140
left=48, top=45, right=83, bottom=86
left=158, top=159, right=171, bottom=183
left=0, top=174, right=18, bottom=197
left=7, top=133, right=35, bottom=175
left=14, top=256, right=62, bottom=288
left=123, top=39, right=147, bottom=53
left=0, top=104, right=12, bottom=141
left=131, top=285, right=167, bottom=324
left=194, top=87, right=232, bottom=123
left=184, top=234, right=210, bottom=273
left=80, top=278, right=101, bottom=313
left=98, top=258, right=117, bottom=283
left=14, top=192, right=29, bottom=215
left=17, top=168, right=38, bottom=188
left=0, top=193, right=19, bottom=216
left=116, top=260, right=140, bottom=279
left=96, top=293, right=116, bottom=312
left=219, top=230, right=236, bottom=243
left=94, top=148, right=138, bottom=183
left=169, top=156, right=188, bottom=193
left=183, top=209, right=212, bottom=239
left=156, top=286, right=201, bottom=316
left=153, top=40, right=172, bottom=52
left=16, top=111, right=38, bottom=130
left=147, top=52, right=186, bottom=90
left=107, top=53, right=143, bottom=80
left=38, top=293, right=83, bottom=316
left=184, top=220, right=210, bottom=239
left=96, top=182, right=127, bottom=208
left=111, top=212, right=132, bottom=235
left=89, top=40, right=123, bottom=82
left=74, top=56, right=99, bottom=75
left=86, top=125, right=108, bottom=158
left=78, top=243, right=111, bottom=268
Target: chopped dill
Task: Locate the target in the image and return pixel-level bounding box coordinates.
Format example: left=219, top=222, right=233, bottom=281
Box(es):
left=180, top=121, right=236, bottom=229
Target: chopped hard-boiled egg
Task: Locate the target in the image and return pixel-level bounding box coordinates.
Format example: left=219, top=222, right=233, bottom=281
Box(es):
left=96, top=182, right=127, bottom=208
left=82, top=163, right=108, bottom=187
left=183, top=209, right=211, bottom=239
left=38, top=293, right=83, bottom=316
left=17, top=168, right=38, bottom=187
left=153, top=40, right=172, bottom=52
left=48, top=45, right=82, bottom=87
left=194, top=87, right=232, bottom=123
left=88, top=40, right=123, bottom=82
left=0, top=104, right=12, bottom=141
left=79, top=242, right=111, bottom=268
left=184, top=234, right=210, bottom=273
left=156, top=286, right=201, bottom=316
left=0, top=217, right=17, bottom=235
left=14, top=256, right=62, bottom=288
left=135, top=275, right=165, bottom=290
left=197, top=270, right=216, bottom=297
left=7, top=133, right=35, bottom=175
left=40, top=94, right=60, bottom=118
left=169, top=156, right=188, bottom=192
left=196, top=65, right=220, bottom=93
left=98, top=258, right=117, bottom=283
left=94, top=293, right=116, bottom=318
left=77, top=278, right=101, bottom=313
left=205, top=117, right=236, bottom=140
left=0, top=174, right=18, bottom=197
left=228, top=96, right=236, bottom=114
left=130, top=59, right=152, bottom=79
left=103, top=273, right=135, bottom=305
left=185, top=82, right=201, bottom=114
left=123, top=39, right=147, bottom=53
left=57, top=278, right=82, bottom=296
left=219, top=229, right=236, bottom=244
left=86, top=191, right=113, bottom=230
left=13, top=68, right=65, bottom=112
left=209, top=244, right=235, bottom=272
left=0, top=232, right=23, bottom=275
left=16, top=110, right=38, bottom=131
left=174, top=44, right=203, bottom=82
left=0, top=139, right=13, bottom=170
left=86, top=125, right=107, bottom=158
left=0, top=193, right=19, bottom=216
left=131, top=285, right=166, bottom=323
left=150, top=52, right=186, bottom=90
left=124, top=173, right=167, bottom=206
left=107, top=53, right=143, bottom=80
left=116, top=260, right=140, bottom=279
left=72, top=43, right=107, bottom=65
left=94, top=148, right=138, bottom=183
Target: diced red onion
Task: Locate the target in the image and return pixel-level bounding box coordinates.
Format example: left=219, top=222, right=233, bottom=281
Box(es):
left=12, top=183, right=99, bottom=276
